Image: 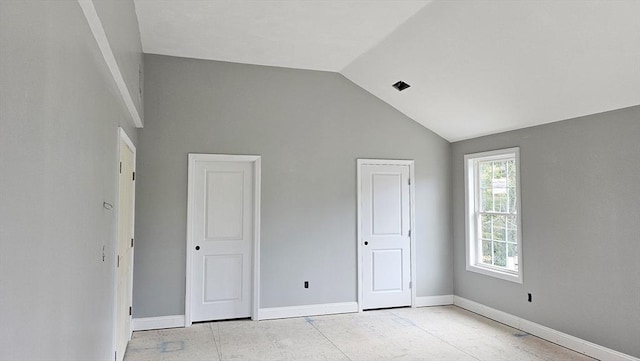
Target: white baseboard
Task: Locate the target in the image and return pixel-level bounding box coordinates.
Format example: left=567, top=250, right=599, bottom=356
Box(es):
left=258, top=302, right=358, bottom=321
left=132, top=315, right=185, bottom=331
left=415, top=295, right=454, bottom=307
left=453, top=296, right=639, bottom=361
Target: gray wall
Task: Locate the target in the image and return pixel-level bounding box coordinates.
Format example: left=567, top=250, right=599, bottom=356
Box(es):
left=451, top=106, right=640, bottom=357
left=134, top=54, right=452, bottom=317
left=0, top=1, right=140, bottom=359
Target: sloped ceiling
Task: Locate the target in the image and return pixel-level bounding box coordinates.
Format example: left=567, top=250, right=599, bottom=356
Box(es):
left=134, top=1, right=429, bottom=71
left=134, top=0, right=640, bottom=141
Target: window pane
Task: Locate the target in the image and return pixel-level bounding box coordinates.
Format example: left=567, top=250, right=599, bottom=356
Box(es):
left=493, top=241, right=507, bottom=267
left=507, top=216, right=518, bottom=243
left=507, top=160, right=516, bottom=187
left=481, top=214, right=492, bottom=239
left=479, top=161, right=492, bottom=187
left=493, top=224, right=505, bottom=242
left=480, top=189, right=493, bottom=212
left=508, top=187, right=517, bottom=213
left=482, top=240, right=492, bottom=264
left=496, top=193, right=508, bottom=212
left=507, top=243, right=517, bottom=258
left=493, top=161, right=506, bottom=179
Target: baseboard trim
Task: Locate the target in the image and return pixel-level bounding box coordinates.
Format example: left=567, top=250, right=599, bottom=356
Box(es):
left=132, top=315, right=185, bottom=331
left=415, top=295, right=454, bottom=307
left=453, top=296, right=639, bottom=361
left=258, top=302, right=358, bottom=321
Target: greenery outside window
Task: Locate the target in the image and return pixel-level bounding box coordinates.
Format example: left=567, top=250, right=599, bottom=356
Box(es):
left=464, top=147, right=522, bottom=283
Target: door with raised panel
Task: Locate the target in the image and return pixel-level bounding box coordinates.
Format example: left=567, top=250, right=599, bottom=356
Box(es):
left=188, top=156, right=254, bottom=322
left=359, top=162, right=412, bottom=310
left=116, top=130, right=135, bottom=361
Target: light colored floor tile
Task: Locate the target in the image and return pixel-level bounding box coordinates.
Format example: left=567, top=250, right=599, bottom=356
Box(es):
left=307, top=310, right=477, bottom=361
left=389, top=306, right=594, bottom=361
left=125, top=323, right=220, bottom=361
left=124, top=306, right=596, bottom=361
left=214, top=318, right=349, bottom=361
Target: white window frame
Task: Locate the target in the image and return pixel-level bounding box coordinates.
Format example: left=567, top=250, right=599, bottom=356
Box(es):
left=464, top=147, right=523, bottom=283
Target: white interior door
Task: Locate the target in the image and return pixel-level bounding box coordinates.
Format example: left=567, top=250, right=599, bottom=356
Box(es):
left=188, top=156, right=255, bottom=322
left=116, top=130, right=135, bottom=361
left=359, top=161, right=412, bottom=310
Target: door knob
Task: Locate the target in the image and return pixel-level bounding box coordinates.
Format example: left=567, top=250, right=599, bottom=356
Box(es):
left=195, top=246, right=200, bottom=251
left=364, top=241, right=369, bottom=246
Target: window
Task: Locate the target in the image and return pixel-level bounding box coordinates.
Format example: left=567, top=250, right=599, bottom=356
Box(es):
left=464, top=147, right=522, bottom=283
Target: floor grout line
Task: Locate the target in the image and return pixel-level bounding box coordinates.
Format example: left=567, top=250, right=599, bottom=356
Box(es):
left=217, top=323, right=223, bottom=361
left=208, top=322, right=223, bottom=361
left=304, top=317, right=353, bottom=361
left=388, top=309, right=483, bottom=361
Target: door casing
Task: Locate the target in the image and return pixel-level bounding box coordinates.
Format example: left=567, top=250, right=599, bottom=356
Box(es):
left=185, top=154, right=261, bottom=326
left=357, top=159, right=416, bottom=312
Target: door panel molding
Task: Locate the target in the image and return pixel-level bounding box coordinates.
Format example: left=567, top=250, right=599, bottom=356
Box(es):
left=357, top=159, right=416, bottom=312
left=185, top=154, right=261, bottom=326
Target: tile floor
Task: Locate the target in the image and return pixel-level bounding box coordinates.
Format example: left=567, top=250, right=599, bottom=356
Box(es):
left=124, top=306, right=595, bottom=361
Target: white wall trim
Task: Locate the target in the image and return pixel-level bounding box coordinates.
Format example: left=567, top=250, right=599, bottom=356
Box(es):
left=132, top=315, right=185, bottom=331
left=78, top=0, right=143, bottom=128
left=258, top=302, right=358, bottom=321
left=414, top=295, right=454, bottom=307
left=252, top=158, right=262, bottom=321
left=185, top=154, right=261, bottom=326
left=463, top=147, right=523, bottom=284
left=356, top=159, right=416, bottom=312
left=453, top=296, right=639, bottom=361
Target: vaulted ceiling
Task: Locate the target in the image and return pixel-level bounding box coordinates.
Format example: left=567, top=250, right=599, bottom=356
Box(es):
left=134, top=0, right=640, bottom=141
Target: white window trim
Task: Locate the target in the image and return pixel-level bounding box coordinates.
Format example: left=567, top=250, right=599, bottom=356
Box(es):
left=464, top=147, right=523, bottom=284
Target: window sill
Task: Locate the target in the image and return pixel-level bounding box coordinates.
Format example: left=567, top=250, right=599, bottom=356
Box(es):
left=466, top=264, right=522, bottom=284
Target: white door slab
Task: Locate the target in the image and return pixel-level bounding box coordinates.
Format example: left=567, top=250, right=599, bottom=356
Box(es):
left=188, top=155, right=258, bottom=322
left=359, top=161, right=413, bottom=310
left=115, top=129, right=135, bottom=361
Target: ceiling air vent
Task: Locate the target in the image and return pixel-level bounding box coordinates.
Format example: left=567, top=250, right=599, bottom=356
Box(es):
left=392, top=81, right=410, bottom=91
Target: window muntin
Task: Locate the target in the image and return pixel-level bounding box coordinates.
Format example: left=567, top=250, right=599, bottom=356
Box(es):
left=465, top=148, right=522, bottom=283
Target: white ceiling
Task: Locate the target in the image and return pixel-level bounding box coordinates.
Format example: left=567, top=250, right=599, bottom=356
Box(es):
left=343, top=0, right=640, bottom=141
left=134, top=0, right=429, bottom=71
left=134, top=0, right=640, bottom=141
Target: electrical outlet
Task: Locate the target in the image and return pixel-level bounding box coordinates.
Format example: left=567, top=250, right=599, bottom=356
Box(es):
left=304, top=281, right=309, bottom=289
left=528, top=293, right=532, bottom=302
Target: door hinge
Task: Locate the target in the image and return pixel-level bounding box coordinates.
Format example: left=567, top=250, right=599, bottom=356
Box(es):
left=117, top=255, right=120, bottom=268
left=132, top=171, right=135, bottom=181
left=409, top=281, right=412, bottom=289
left=131, top=238, right=134, bottom=247
left=115, top=351, right=117, bottom=361
left=408, top=229, right=411, bottom=237
left=129, top=306, right=132, bottom=316
left=408, top=178, right=411, bottom=185
left=119, top=162, right=122, bottom=174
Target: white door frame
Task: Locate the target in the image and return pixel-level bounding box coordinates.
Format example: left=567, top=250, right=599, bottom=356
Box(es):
left=356, top=159, right=416, bottom=312
left=113, top=128, right=136, bottom=360
left=185, top=154, right=261, bottom=326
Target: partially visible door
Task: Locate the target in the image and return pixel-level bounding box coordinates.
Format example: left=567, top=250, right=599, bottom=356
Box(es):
left=188, top=156, right=255, bottom=322
left=359, top=161, right=412, bottom=310
left=116, top=130, right=135, bottom=361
